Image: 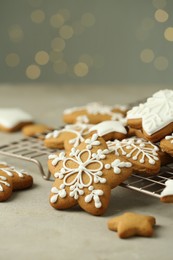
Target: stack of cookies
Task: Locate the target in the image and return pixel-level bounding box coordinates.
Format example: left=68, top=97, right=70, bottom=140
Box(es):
left=45, top=89, right=173, bottom=216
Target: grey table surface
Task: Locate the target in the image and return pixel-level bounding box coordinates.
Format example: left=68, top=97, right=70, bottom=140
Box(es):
left=0, top=84, right=172, bottom=260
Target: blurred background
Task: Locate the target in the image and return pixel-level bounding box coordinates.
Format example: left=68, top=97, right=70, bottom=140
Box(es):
left=0, top=0, right=173, bottom=85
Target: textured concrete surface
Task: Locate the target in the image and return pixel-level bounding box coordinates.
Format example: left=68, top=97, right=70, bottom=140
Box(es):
left=0, top=84, right=172, bottom=260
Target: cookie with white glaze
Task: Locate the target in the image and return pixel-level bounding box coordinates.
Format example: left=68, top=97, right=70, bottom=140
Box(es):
left=127, top=89, right=173, bottom=142
left=107, top=137, right=161, bottom=175
left=0, top=162, right=33, bottom=201
left=0, top=108, right=33, bottom=132
left=63, top=102, right=128, bottom=125
left=160, top=180, right=173, bottom=203
left=44, top=124, right=92, bottom=150
left=89, top=121, right=127, bottom=141
left=160, top=133, right=173, bottom=157
left=48, top=134, right=132, bottom=216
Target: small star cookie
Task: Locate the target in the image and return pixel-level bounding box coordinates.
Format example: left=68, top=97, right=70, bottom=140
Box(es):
left=108, top=212, right=156, bottom=238
left=160, top=180, right=173, bottom=203
left=0, top=162, right=33, bottom=201
left=48, top=134, right=132, bottom=216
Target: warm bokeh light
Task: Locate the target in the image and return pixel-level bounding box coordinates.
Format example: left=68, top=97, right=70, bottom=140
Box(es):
left=140, top=49, right=154, bottom=63
left=50, top=14, right=64, bottom=28
left=154, top=56, right=168, bottom=70
left=164, top=27, right=173, bottom=41
left=26, top=64, right=41, bottom=79
left=35, top=51, right=49, bottom=65
left=154, top=9, right=168, bottom=22
left=59, top=25, right=74, bottom=40
left=30, top=9, right=45, bottom=23
left=8, top=25, right=23, bottom=42
left=74, top=62, right=89, bottom=77
left=5, top=53, right=20, bottom=67
left=51, top=37, right=66, bottom=51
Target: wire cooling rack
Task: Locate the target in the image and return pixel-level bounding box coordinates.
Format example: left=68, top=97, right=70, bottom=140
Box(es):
left=0, top=136, right=54, bottom=180
left=0, top=135, right=172, bottom=198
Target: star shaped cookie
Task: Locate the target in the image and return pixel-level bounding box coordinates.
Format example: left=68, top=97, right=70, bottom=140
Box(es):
left=108, top=212, right=156, bottom=238
left=48, top=134, right=133, bottom=216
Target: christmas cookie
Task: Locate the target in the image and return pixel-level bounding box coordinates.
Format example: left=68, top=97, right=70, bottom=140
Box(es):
left=22, top=123, right=53, bottom=137
left=160, top=180, right=173, bottom=203
left=44, top=124, right=92, bottom=150
left=127, top=89, right=173, bottom=142
left=108, top=212, right=156, bottom=238
left=107, top=137, right=161, bottom=175
left=0, top=108, right=33, bottom=132
left=48, top=134, right=132, bottom=216
left=0, top=162, right=33, bottom=201
left=63, top=102, right=128, bottom=124
left=160, top=133, right=173, bottom=157
left=89, top=121, right=127, bottom=141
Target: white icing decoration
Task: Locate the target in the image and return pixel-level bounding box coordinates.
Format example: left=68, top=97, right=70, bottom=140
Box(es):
left=107, top=137, right=159, bottom=165
left=160, top=180, right=173, bottom=198
left=106, top=159, right=132, bottom=174
left=89, top=120, right=127, bottom=136
left=64, top=102, right=126, bottom=121
left=50, top=186, right=67, bottom=203
left=46, top=124, right=92, bottom=147
left=92, top=149, right=110, bottom=160
left=76, top=115, right=89, bottom=124
left=84, top=186, right=104, bottom=208
left=49, top=143, right=108, bottom=207
left=0, top=108, right=33, bottom=128
left=127, top=89, right=173, bottom=135
left=0, top=175, right=10, bottom=191
left=0, top=166, right=28, bottom=178
left=165, top=133, right=173, bottom=144
left=85, top=133, right=100, bottom=149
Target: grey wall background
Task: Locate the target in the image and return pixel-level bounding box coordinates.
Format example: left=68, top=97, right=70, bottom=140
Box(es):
left=0, top=0, right=172, bottom=85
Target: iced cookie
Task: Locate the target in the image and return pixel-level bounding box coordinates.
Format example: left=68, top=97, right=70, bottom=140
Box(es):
left=44, top=124, right=92, bottom=150
left=160, top=133, right=173, bottom=157
left=63, top=102, right=128, bottom=124
left=127, top=89, right=173, bottom=142
left=160, top=180, right=173, bottom=203
left=22, top=123, right=53, bottom=137
left=48, top=134, right=132, bottom=216
left=108, top=212, right=156, bottom=238
left=89, top=121, right=127, bottom=141
left=0, top=162, right=33, bottom=201
left=0, top=108, right=33, bottom=132
left=107, top=137, right=161, bottom=175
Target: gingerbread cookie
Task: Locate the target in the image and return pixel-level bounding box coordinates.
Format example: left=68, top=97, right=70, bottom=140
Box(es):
left=63, top=102, right=128, bottom=124
left=160, top=133, right=173, bottom=157
left=48, top=134, right=132, bottom=215
left=108, top=212, right=156, bottom=238
left=160, top=180, right=173, bottom=203
left=0, top=108, right=33, bottom=132
left=22, top=123, right=53, bottom=137
left=89, top=121, right=127, bottom=141
left=0, top=162, right=33, bottom=201
left=107, top=137, right=161, bottom=175
left=44, top=124, right=92, bottom=150
left=127, top=89, right=173, bottom=142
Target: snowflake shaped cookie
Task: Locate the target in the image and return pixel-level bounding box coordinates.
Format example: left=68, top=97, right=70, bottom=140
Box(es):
left=0, top=162, right=33, bottom=201
left=44, top=123, right=92, bottom=150
left=48, top=134, right=132, bottom=216
left=63, top=102, right=128, bottom=125
left=107, top=137, right=161, bottom=175
left=127, top=89, right=173, bottom=142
